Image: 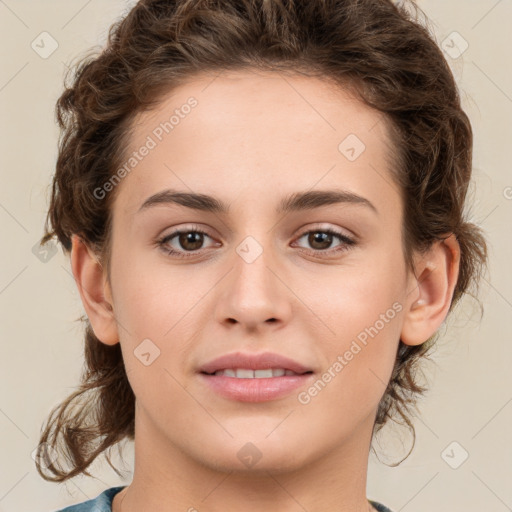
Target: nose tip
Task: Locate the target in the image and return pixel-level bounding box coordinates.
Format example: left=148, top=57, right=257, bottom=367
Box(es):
left=215, top=249, right=292, bottom=330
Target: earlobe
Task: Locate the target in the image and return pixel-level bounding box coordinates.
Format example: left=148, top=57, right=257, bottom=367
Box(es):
left=400, top=233, right=460, bottom=346
left=70, top=234, right=119, bottom=345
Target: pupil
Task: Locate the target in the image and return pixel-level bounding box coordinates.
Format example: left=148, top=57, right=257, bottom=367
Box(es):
left=180, top=232, right=203, bottom=251
left=310, top=232, right=332, bottom=250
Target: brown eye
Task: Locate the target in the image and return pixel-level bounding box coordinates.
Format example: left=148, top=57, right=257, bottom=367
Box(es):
left=307, top=231, right=334, bottom=250
left=294, top=228, right=356, bottom=257
left=176, top=231, right=205, bottom=251
left=157, top=226, right=218, bottom=259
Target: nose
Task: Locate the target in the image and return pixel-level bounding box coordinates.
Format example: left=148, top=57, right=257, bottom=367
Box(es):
left=214, top=240, right=293, bottom=332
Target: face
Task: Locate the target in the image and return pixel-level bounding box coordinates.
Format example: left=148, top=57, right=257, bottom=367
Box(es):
left=100, top=69, right=418, bottom=473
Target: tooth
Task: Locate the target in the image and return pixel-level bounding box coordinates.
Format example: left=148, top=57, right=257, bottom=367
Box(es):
left=254, top=369, right=273, bottom=378
left=211, top=368, right=296, bottom=378
left=236, top=368, right=255, bottom=378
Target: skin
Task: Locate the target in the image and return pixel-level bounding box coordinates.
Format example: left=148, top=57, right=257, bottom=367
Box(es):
left=71, top=69, right=460, bottom=512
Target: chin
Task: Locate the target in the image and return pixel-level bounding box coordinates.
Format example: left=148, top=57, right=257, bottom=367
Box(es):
left=189, top=434, right=316, bottom=475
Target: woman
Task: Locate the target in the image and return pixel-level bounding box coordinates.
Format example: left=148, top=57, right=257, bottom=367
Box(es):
left=36, top=1, right=488, bottom=511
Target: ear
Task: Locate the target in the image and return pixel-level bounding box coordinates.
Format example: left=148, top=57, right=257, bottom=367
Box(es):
left=70, top=234, right=119, bottom=345
left=401, top=233, right=461, bottom=346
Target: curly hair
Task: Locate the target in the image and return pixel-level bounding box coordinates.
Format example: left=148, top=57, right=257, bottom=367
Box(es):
left=36, top=0, right=488, bottom=481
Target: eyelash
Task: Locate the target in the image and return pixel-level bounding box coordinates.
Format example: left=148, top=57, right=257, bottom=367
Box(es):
left=156, top=224, right=356, bottom=260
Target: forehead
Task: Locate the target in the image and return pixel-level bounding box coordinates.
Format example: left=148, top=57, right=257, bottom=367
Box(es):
left=114, top=69, right=400, bottom=217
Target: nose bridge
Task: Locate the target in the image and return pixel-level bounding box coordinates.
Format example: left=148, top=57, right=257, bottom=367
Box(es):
left=215, top=231, right=292, bottom=328
left=235, top=234, right=274, bottom=297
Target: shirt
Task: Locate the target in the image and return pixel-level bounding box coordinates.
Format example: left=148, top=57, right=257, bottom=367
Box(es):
left=55, top=486, right=395, bottom=512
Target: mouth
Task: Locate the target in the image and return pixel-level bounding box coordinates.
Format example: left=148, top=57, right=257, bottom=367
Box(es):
left=198, top=351, right=313, bottom=375
left=201, top=368, right=313, bottom=378
left=198, top=352, right=315, bottom=402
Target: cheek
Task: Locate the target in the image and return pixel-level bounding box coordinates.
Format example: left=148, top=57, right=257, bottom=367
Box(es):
left=300, top=253, right=404, bottom=398
left=110, top=248, right=194, bottom=336
left=299, top=301, right=403, bottom=431
left=110, top=250, right=214, bottom=390
left=304, top=252, right=404, bottom=341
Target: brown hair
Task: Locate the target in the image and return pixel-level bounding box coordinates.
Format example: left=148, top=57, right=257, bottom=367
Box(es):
left=36, top=0, right=488, bottom=481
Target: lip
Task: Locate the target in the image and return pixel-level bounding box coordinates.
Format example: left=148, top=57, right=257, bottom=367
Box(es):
left=198, top=351, right=312, bottom=375
left=198, top=351, right=314, bottom=402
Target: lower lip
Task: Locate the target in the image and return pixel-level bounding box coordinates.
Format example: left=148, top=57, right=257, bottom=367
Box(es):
left=199, top=373, right=314, bottom=402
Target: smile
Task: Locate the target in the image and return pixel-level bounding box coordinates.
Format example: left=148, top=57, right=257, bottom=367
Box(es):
left=207, top=368, right=304, bottom=378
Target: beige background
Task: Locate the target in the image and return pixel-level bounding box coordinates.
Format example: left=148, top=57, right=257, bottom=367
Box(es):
left=0, top=1, right=511, bottom=511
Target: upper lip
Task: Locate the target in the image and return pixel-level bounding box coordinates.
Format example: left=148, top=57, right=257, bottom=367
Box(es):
left=199, top=351, right=313, bottom=375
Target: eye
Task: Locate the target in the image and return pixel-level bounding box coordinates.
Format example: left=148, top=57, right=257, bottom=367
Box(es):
left=156, top=225, right=218, bottom=259
left=156, top=225, right=356, bottom=260
left=292, top=227, right=356, bottom=257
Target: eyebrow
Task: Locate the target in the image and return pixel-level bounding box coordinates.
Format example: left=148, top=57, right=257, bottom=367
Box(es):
left=137, top=188, right=378, bottom=215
